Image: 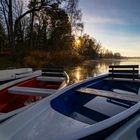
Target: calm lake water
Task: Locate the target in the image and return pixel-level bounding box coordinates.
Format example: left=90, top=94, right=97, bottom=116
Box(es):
left=65, top=58, right=140, bottom=85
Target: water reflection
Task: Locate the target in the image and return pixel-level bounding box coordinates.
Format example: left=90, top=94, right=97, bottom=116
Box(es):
left=65, top=58, right=140, bottom=85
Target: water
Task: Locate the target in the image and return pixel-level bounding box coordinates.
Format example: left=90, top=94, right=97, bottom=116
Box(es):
left=65, top=58, right=140, bottom=85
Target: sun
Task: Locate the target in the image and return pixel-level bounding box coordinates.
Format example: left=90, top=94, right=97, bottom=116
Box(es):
left=75, top=38, right=81, bottom=48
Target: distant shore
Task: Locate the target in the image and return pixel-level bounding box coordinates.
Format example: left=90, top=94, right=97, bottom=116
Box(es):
left=0, top=55, right=139, bottom=70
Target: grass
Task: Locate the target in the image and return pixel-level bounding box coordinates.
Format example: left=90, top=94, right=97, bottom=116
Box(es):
left=23, top=50, right=83, bottom=68
left=0, top=50, right=83, bottom=69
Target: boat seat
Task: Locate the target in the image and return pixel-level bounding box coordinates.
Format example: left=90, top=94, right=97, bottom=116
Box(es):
left=113, top=89, right=136, bottom=95
left=8, top=86, right=57, bottom=97
left=36, top=76, right=65, bottom=82
left=108, top=65, right=139, bottom=81
left=42, top=72, right=65, bottom=77
left=77, top=88, right=140, bottom=102
left=76, top=106, right=109, bottom=122
left=15, top=71, right=32, bottom=75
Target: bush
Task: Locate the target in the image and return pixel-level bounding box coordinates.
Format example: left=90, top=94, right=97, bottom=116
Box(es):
left=24, top=50, right=82, bottom=68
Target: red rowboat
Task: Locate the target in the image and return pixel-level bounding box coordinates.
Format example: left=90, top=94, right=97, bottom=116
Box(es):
left=0, top=69, right=69, bottom=120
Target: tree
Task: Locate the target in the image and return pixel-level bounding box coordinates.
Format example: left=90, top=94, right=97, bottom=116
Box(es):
left=104, top=49, right=113, bottom=58
left=79, top=34, right=102, bottom=58
left=14, top=1, right=25, bottom=44
left=8, top=0, right=14, bottom=50
left=0, top=0, right=8, bottom=35
left=65, top=0, right=83, bottom=36
left=0, top=20, right=5, bottom=51
left=0, top=0, right=14, bottom=50
left=48, top=3, right=72, bottom=51
left=114, top=52, right=121, bottom=58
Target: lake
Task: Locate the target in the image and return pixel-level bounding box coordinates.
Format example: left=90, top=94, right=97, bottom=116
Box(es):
left=65, top=58, right=140, bottom=85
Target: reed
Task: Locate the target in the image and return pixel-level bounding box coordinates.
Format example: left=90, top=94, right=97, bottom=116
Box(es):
left=24, top=50, right=82, bottom=67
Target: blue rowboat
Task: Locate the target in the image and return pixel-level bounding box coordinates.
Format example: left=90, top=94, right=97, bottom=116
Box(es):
left=0, top=65, right=139, bottom=140
left=106, top=113, right=140, bottom=140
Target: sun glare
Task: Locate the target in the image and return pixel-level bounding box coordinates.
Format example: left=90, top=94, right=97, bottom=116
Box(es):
left=75, top=39, right=81, bottom=47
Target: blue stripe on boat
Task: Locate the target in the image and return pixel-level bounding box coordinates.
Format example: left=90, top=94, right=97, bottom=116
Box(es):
left=136, top=126, right=140, bottom=140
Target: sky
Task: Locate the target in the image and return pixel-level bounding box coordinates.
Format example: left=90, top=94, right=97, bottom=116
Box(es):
left=79, top=0, right=140, bottom=57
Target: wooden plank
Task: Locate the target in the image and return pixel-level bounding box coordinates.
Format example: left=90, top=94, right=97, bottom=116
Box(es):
left=76, top=88, right=140, bottom=102
left=8, top=86, right=57, bottom=97
left=109, top=74, right=139, bottom=79
left=109, top=65, right=139, bottom=68
left=109, top=70, right=139, bottom=74
left=37, top=76, right=65, bottom=82
left=42, top=72, right=65, bottom=77
left=113, top=89, right=136, bottom=95
left=105, top=78, right=140, bottom=82
left=109, top=65, right=139, bottom=80
left=42, top=66, right=64, bottom=73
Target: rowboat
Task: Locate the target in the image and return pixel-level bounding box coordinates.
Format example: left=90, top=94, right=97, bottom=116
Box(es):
left=0, top=68, right=69, bottom=122
left=0, top=68, right=34, bottom=84
left=0, top=65, right=139, bottom=140
left=106, top=113, right=140, bottom=140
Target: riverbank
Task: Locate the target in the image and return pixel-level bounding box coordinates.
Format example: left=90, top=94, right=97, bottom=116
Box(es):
left=0, top=51, right=84, bottom=69
left=0, top=51, right=130, bottom=70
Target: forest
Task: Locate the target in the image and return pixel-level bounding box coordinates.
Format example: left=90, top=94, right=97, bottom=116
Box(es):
left=0, top=0, right=121, bottom=68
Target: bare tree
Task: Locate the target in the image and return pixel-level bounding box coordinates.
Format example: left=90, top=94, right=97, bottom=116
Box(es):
left=65, top=0, right=84, bottom=36
left=0, top=0, right=9, bottom=35
left=8, top=0, right=14, bottom=51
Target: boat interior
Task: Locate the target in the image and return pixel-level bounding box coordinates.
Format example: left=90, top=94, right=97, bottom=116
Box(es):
left=0, top=75, right=65, bottom=113
left=51, top=65, right=140, bottom=125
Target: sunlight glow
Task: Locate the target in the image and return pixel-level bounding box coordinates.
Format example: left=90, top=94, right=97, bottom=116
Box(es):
left=75, top=67, right=82, bottom=82
left=75, top=39, right=81, bottom=48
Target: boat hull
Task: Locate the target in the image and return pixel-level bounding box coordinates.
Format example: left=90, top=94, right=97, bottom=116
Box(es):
left=106, top=114, right=140, bottom=140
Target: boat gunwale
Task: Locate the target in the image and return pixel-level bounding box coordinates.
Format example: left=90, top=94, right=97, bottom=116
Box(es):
left=0, top=70, right=42, bottom=91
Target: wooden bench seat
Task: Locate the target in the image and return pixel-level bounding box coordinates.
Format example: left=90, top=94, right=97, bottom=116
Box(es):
left=105, top=78, right=140, bottom=83
left=42, top=72, right=65, bottom=77
left=36, top=76, right=65, bottom=82
left=8, top=86, right=57, bottom=97
left=42, top=66, right=64, bottom=73
left=77, top=88, right=140, bottom=102
left=108, top=65, right=139, bottom=80
left=42, top=66, right=65, bottom=77
left=112, top=89, right=136, bottom=95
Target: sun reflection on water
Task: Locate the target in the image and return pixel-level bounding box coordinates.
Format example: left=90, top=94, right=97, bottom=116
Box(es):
left=73, top=67, right=82, bottom=83
left=76, top=70, right=80, bottom=81
left=66, top=58, right=140, bottom=85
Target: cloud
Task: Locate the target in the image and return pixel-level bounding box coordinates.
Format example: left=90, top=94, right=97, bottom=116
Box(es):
left=83, top=15, right=127, bottom=25
left=79, top=0, right=140, bottom=57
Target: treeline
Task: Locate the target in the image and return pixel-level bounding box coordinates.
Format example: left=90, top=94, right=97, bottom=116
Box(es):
left=0, top=0, right=121, bottom=67
left=78, top=34, right=121, bottom=59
